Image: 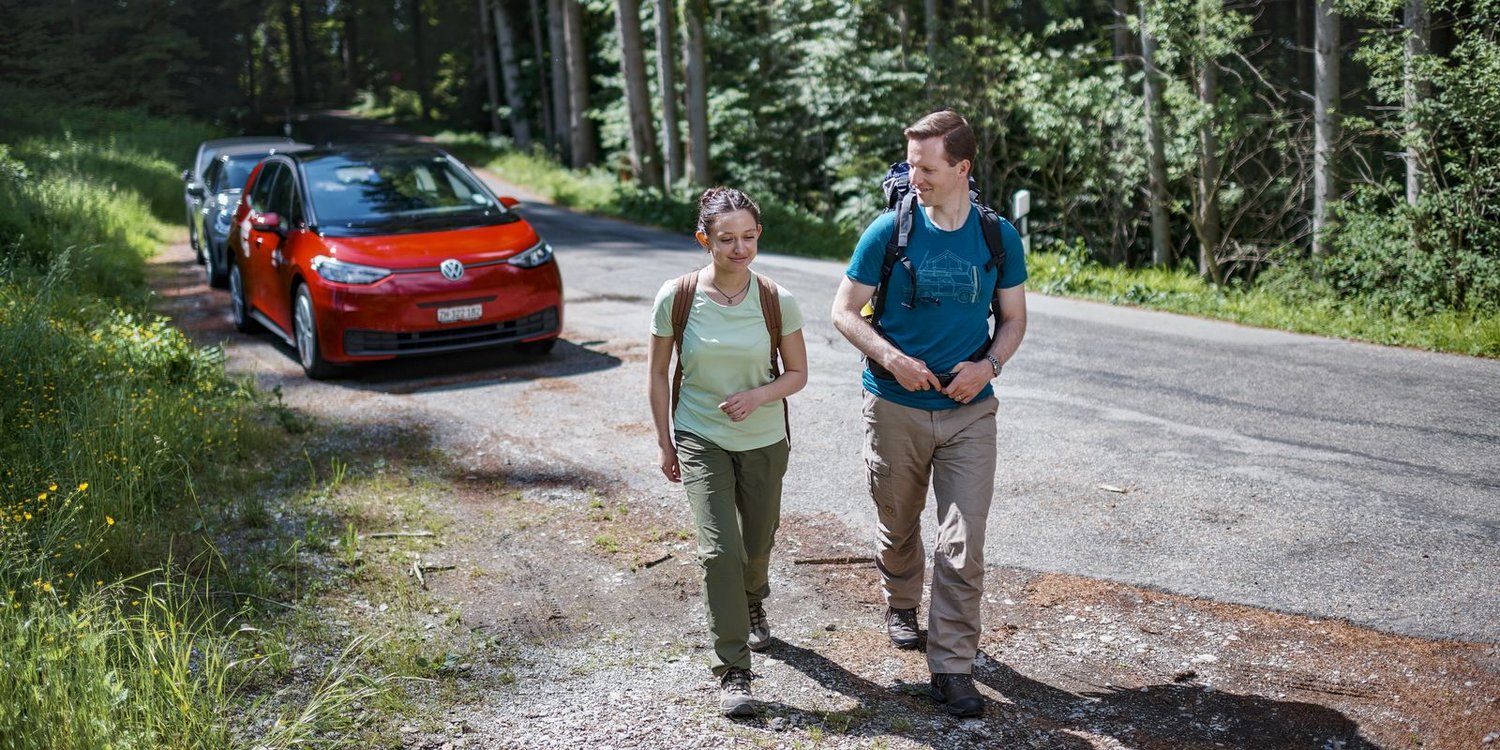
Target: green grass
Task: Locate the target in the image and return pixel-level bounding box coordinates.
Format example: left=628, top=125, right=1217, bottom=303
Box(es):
left=0, top=91, right=402, bottom=749
left=1029, top=243, right=1500, bottom=357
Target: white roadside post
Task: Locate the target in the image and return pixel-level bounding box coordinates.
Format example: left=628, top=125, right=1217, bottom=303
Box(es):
left=1012, top=189, right=1031, bottom=253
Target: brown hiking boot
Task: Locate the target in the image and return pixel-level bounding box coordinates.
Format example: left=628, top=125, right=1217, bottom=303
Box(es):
left=929, top=672, right=984, bottom=718
left=885, top=606, right=921, bottom=649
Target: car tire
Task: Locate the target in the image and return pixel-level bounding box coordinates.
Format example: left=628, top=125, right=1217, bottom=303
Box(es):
left=205, top=239, right=229, bottom=289
left=294, top=284, right=337, bottom=380
left=190, top=222, right=203, bottom=262
left=229, top=261, right=260, bottom=333
left=514, top=337, right=557, bottom=356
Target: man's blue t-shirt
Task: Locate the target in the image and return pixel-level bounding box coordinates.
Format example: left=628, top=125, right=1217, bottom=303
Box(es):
left=846, top=204, right=1027, bottom=411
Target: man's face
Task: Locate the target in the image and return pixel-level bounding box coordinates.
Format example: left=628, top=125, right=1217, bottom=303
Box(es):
left=906, top=136, right=969, bottom=208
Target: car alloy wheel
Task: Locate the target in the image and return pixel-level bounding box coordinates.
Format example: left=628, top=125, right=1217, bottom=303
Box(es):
left=293, top=284, right=335, bottom=379
left=229, top=262, right=259, bottom=333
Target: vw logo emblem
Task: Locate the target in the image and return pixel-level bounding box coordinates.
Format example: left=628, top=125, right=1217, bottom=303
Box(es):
left=439, top=259, right=464, bottom=281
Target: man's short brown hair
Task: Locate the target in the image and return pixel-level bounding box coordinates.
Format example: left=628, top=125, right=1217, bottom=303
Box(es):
left=904, top=110, right=976, bottom=167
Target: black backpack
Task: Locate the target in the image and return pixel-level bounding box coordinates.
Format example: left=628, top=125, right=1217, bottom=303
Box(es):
left=868, top=161, right=1010, bottom=328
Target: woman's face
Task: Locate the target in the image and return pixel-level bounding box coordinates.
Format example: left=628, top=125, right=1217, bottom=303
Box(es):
left=698, top=209, right=761, bottom=272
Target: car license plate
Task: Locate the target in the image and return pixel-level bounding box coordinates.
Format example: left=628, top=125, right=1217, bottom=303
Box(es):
left=437, top=304, right=483, bottom=323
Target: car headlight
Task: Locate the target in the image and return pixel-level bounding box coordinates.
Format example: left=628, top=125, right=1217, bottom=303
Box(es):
left=311, top=256, right=391, bottom=285
left=507, top=241, right=553, bottom=268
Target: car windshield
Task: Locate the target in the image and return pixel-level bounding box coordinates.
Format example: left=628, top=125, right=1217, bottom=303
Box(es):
left=303, top=153, right=510, bottom=233
left=221, top=155, right=264, bottom=192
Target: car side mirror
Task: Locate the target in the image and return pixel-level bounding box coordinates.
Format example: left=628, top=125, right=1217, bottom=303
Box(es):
left=182, top=169, right=192, bottom=182
left=252, top=212, right=283, bottom=233
left=187, top=183, right=206, bottom=199
left=499, top=196, right=520, bottom=208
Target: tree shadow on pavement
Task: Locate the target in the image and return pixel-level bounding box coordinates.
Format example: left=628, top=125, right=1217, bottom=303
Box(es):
left=976, top=658, right=1381, bottom=749
left=755, top=640, right=1094, bottom=748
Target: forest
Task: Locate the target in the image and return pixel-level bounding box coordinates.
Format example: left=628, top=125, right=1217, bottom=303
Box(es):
left=2, top=0, right=1496, bottom=318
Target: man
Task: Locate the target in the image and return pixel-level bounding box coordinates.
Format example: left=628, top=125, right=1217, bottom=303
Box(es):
left=830, top=110, right=1027, bottom=718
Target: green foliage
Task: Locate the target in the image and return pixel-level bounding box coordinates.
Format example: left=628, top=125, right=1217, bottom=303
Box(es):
left=1033, top=240, right=1500, bottom=356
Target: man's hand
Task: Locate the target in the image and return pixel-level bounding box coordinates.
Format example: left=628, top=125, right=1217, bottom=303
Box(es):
left=940, top=359, right=992, bottom=404
left=883, top=352, right=945, bottom=393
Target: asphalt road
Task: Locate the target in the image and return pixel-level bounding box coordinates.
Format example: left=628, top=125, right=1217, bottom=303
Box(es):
left=210, top=117, right=1500, bottom=643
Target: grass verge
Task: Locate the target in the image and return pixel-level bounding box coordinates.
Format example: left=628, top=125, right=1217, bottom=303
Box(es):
left=0, top=90, right=406, bottom=748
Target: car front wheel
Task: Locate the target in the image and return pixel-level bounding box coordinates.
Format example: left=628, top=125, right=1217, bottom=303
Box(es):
left=229, top=262, right=260, bottom=333
left=293, top=284, right=336, bottom=379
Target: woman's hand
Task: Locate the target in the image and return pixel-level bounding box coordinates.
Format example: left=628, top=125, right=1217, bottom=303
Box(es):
left=719, top=390, right=765, bottom=422
left=658, top=444, right=681, bottom=482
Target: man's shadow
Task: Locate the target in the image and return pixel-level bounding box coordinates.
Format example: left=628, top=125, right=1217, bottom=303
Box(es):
left=975, top=657, right=1381, bottom=749
left=754, top=639, right=1378, bottom=748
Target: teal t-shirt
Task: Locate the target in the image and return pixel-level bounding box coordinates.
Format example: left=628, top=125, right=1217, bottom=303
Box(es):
left=846, top=204, right=1027, bottom=411
left=651, top=275, right=804, bottom=451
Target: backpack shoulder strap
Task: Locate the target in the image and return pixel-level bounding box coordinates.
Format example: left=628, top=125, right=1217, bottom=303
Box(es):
left=871, top=192, right=919, bottom=326
left=669, top=270, right=699, bottom=420
left=753, top=272, right=791, bottom=448
left=975, top=204, right=1008, bottom=324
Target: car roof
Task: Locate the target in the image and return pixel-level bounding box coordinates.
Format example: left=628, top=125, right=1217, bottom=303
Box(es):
left=286, top=144, right=453, bottom=163
left=200, top=136, right=297, bottom=150
left=213, top=142, right=313, bottom=159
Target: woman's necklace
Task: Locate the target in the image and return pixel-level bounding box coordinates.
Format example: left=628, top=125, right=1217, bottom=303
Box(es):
left=708, top=276, right=751, bottom=304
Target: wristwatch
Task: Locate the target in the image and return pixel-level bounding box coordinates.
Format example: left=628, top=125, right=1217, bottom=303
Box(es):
left=985, top=354, right=1002, bottom=377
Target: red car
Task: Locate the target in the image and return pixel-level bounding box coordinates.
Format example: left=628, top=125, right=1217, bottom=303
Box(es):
left=227, top=145, right=563, bottom=378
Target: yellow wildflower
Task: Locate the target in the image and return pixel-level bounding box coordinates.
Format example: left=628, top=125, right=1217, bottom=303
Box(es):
left=105, top=516, right=115, bottom=526
left=78, top=483, right=88, bottom=492
left=48, top=483, right=57, bottom=492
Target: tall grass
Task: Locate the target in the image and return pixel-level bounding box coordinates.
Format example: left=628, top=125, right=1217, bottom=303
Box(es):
left=1, top=92, right=394, bottom=748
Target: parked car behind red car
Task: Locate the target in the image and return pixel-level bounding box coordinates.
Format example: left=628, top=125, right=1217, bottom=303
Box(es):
left=227, top=145, right=563, bottom=378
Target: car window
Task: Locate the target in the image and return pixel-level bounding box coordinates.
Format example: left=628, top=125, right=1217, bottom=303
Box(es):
left=268, top=165, right=293, bottom=218
left=202, top=160, right=224, bottom=193
left=223, top=155, right=262, bottom=193
left=248, top=163, right=282, bottom=213
left=303, top=153, right=509, bottom=232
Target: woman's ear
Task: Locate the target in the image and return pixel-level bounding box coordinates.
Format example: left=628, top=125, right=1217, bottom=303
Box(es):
left=755, top=224, right=764, bottom=237
left=695, top=230, right=710, bottom=249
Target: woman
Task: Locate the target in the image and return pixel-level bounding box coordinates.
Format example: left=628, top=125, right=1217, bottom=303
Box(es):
left=647, top=187, right=808, bottom=717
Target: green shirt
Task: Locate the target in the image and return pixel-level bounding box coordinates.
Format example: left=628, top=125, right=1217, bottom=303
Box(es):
left=651, top=275, right=804, bottom=451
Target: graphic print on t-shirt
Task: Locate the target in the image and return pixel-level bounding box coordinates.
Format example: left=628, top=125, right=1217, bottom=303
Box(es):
left=915, top=250, right=980, bottom=305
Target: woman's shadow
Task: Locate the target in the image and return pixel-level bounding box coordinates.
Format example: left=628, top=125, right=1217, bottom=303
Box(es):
left=755, top=639, right=1378, bottom=748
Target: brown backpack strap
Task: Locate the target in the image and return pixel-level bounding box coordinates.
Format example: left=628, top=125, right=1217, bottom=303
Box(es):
left=669, top=270, right=699, bottom=422
left=753, top=273, right=791, bottom=448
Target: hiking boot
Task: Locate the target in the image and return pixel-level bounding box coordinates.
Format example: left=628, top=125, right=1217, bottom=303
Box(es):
left=719, top=667, right=755, bottom=717
left=885, top=606, right=921, bottom=649
left=929, top=672, right=984, bottom=718
left=747, top=602, right=771, bottom=652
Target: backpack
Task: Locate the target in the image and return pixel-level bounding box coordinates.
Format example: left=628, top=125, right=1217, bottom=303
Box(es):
left=669, top=270, right=791, bottom=446
left=867, top=161, right=1010, bottom=330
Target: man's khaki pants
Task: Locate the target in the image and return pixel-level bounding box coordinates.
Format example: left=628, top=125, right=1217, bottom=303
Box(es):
left=863, top=391, right=997, bottom=675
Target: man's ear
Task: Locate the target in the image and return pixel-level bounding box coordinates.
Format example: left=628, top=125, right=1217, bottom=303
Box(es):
left=957, top=159, right=972, bottom=178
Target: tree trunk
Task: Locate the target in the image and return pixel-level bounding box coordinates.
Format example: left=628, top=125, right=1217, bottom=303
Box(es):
left=1296, top=0, right=1314, bottom=100
left=1140, top=2, right=1172, bottom=267
left=1113, top=0, right=1133, bottom=63
left=1196, top=40, right=1224, bottom=283
left=281, top=4, right=304, bottom=104
left=1404, top=0, right=1430, bottom=206
left=493, top=0, right=534, bottom=148
left=411, top=0, right=431, bottom=119
left=924, top=0, right=938, bottom=64
left=297, top=0, right=317, bottom=101
left=547, top=0, right=572, bottom=160
left=478, top=0, right=503, bottom=135
left=615, top=0, right=663, bottom=188
left=681, top=0, right=710, bottom=186
left=528, top=0, right=556, bottom=150
left=343, top=7, right=361, bottom=93
left=655, top=0, right=682, bottom=186
left=564, top=0, right=595, bottom=166
left=1313, top=0, right=1340, bottom=255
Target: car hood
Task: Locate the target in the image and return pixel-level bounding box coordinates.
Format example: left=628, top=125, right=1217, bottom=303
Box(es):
left=315, top=221, right=543, bottom=269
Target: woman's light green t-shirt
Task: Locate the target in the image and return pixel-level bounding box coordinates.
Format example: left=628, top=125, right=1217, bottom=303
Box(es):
left=651, top=275, right=804, bottom=452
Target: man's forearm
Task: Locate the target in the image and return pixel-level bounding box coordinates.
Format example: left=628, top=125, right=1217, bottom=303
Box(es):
left=832, top=308, right=903, bottom=368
